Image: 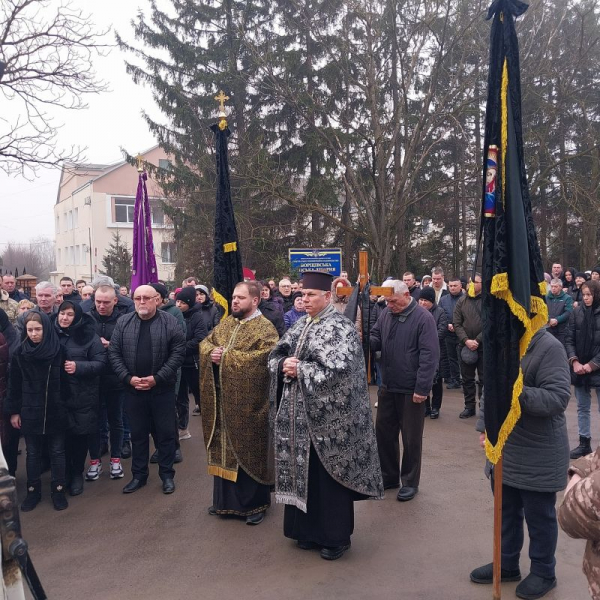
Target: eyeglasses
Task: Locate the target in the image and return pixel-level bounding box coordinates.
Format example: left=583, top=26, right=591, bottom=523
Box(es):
left=133, top=295, right=157, bottom=303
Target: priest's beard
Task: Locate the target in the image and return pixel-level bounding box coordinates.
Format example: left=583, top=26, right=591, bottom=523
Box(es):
left=232, top=309, right=251, bottom=319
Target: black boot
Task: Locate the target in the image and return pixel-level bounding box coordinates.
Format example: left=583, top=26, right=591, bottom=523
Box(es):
left=570, top=436, right=592, bottom=459
left=21, top=481, right=41, bottom=512
left=51, top=483, right=69, bottom=511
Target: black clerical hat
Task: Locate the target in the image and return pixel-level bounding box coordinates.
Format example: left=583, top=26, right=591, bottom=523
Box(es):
left=302, top=271, right=333, bottom=291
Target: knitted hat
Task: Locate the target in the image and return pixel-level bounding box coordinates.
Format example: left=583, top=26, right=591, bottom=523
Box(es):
left=150, top=282, right=169, bottom=300
left=418, top=286, right=436, bottom=304
left=291, top=291, right=303, bottom=302
left=195, top=284, right=210, bottom=296
left=575, top=271, right=588, bottom=280
left=176, top=286, right=196, bottom=308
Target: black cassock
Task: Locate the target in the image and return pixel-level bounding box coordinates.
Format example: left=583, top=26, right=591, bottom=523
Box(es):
left=212, top=467, right=270, bottom=516
left=283, top=445, right=366, bottom=547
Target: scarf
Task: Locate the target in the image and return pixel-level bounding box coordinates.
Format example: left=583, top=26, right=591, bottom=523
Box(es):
left=21, top=310, right=61, bottom=362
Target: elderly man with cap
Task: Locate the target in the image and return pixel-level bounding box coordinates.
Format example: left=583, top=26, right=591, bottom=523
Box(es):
left=199, top=280, right=279, bottom=525
left=269, top=271, right=383, bottom=560
left=108, top=285, right=186, bottom=494
left=174, top=287, right=207, bottom=439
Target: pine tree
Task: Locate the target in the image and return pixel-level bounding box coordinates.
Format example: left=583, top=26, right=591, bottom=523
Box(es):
left=101, top=232, right=133, bottom=287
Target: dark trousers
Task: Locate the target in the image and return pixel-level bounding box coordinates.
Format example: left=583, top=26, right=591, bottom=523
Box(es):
left=125, top=388, right=176, bottom=481
left=91, top=389, right=124, bottom=460
left=376, top=390, right=425, bottom=488
left=460, top=350, right=484, bottom=410
left=425, top=378, right=443, bottom=411
left=445, top=333, right=461, bottom=383
left=25, top=433, right=66, bottom=486
left=493, top=479, right=558, bottom=579
left=176, top=365, right=200, bottom=430
left=65, top=433, right=88, bottom=481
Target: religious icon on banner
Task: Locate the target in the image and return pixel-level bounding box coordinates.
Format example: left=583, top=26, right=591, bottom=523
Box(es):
left=484, top=145, right=498, bottom=218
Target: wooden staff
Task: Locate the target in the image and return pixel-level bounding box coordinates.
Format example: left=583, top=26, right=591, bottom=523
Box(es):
left=493, top=456, right=503, bottom=600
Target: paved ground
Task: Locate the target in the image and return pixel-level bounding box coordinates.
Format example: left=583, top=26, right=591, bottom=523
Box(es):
left=18, top=387, right=590, bottom=600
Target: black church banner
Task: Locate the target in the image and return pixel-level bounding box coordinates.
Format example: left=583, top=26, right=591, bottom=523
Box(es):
left=211, top=121, right=243, bottom=317
left=481, top=0, right=547, bottom=464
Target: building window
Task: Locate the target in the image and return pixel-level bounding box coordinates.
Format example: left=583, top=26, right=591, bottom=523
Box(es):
left=114, top=197, right=135, bottom=223
left=161, top=242, right=177, bottom=264
left=67, top=211, right=73, bottom=230
left=152, top=204, right=164, bottom=226
left=56, top=215, right=60, bottom=234
left=57, top=248, right=61, bottom=265
left=73, top=208, right=79, bottom=229
left=159, top=159, right=172, bottom=171
left=75, top=245, right=80, bottom=265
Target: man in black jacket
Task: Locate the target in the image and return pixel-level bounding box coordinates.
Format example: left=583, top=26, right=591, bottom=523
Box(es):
left=371, top=280, right=439, bottom=502
left=108, top=285, right=186, bottom=495
left=60, top=277, right=82, bottom=304
left=1, top=275, right=26, bottom=302
left=87, top=285, right=129, bottom=482
left=439, top=277, right=464, bottom=389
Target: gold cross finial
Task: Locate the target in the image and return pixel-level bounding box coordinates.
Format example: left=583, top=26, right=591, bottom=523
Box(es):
left=215, top=90, right=229, bottom=112
left=135, top=153, right=144, bottom=173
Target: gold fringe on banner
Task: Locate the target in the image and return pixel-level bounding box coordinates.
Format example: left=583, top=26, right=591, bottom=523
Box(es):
left=485, top=272, right=548, bottom=464
left=212, top=289, right=229, bottom=320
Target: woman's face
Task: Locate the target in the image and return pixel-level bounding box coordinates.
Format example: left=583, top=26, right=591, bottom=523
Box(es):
left=576, top=276, right=585, bottom=287
left=593, top=272, right=600, bottom=281
left=196, top=291, right=206, bottom=303
left=582, top=288, right=594, bottom=307
left=294, top=296, right=305, bottom=311
left=26, top=321, right=43, bottom=344
left=58, top=307, right=75, bottom=328
left=18, top=305, right=30, bottom=314
left=261, top=286, right=270, bottom=300
left=565, top=271, right=573, bottom=282
left=176, top=300, right=189, bottom=313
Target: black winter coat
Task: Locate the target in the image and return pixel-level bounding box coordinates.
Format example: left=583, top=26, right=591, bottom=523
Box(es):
left=6, top=347, right=69, bottom=435
left=108, top=311, right=186, bottom=390
left=453, top=294, right=483, bottom=345
left=565, top=305, right=600, bottom=388
left=370, top=300, right=440, bottom=396
left=182, top=304, right=208, bottom=366
left=199, top=300, right=221, bottom=333
left=259, top=300, right=285, bottom=337
left=56, top=314, right=107, bottom=435
left=89, top=303, right=128, bottom=390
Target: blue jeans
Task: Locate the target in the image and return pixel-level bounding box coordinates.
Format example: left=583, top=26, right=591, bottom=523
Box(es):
left=573, top=385, right=600, bottom=438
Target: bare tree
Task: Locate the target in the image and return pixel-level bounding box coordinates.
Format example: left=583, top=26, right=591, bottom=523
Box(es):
left=0, top=0, right=109, bottom=177
left=1, top=236, right=55, bottom=280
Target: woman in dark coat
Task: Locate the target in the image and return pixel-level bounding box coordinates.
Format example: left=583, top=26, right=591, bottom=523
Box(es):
left=55, top=301, right=107, bottom=496
left=258, top=282, right=285, bottom=337
left=6, top=311, right=69, bottom=511
left=565, top=279, right=600, bottom=459
left=195, top=285, right=222, bottom=333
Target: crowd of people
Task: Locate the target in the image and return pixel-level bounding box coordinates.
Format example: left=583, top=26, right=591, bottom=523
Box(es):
left=0, top=263, right=598, bottom=599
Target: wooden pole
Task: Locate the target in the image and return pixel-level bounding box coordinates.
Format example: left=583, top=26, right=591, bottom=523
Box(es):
left=493, top=456, right=503, bottom=600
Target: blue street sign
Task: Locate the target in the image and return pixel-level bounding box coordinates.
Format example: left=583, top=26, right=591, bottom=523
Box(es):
left=289, top=248, right=342, bottom=276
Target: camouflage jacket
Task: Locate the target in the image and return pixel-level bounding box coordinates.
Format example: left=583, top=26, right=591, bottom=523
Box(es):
left=558, top=446, right=600, bottom=600
left=0, top=291, right=19, bottom=326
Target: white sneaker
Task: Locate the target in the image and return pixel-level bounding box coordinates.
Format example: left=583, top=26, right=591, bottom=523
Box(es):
left=179, top=429, right=192, bottom=440
left=110, top=459, right=124, bottom=479
left=374, top=401, right=379, bottom=408
left=86, top=460, right=102, bottom=481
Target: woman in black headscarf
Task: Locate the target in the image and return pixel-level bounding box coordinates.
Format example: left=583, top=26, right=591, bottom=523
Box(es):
left=565, top=279, right=600, bottom=460
left=6, top=310, right=69, bottom=511
left=55, top=300, right=107, bottom=496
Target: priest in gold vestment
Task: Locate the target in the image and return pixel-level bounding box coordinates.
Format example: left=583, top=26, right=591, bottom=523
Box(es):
left=199, top=280, right=279, bottom=525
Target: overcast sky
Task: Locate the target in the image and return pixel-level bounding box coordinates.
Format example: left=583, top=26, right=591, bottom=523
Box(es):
left=0, top=0, right=163, bottom=246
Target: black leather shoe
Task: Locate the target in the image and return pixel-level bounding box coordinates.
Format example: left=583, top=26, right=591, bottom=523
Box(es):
left=297, top=540, right=320, bottom=550
left=150, top=449, right=159, bottom=464
left=515, top=574, right=556, bottom=599
left=208, top=505, right=217, bottom=516
left=424, top=407, right=431, bottom=417
left=320, top=544, right=351, bottom=560
left=397, top=486, right=418, bottom=502
left=430, top=409, right=440, bottom=419
left=123, top=478, right=146, bottom=494
left=121, top=441, right=132, bottom=459
left=459, top=408, right=476, bottom=419
left=470, top=562, right=521, bottom=584
left=69, top=474, right=84, bottom=496
left=246, top=511, right=265, bottom=525
left=162, top=478, right=175, bottom=494
left=174, top=448, right=183, bottom=463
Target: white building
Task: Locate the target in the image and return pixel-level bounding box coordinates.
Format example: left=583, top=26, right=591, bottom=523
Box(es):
left=52, top=146, right=177, bottom=286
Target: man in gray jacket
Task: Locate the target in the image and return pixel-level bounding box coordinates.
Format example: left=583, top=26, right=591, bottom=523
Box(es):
left=108, top=285, right=186, bottom=495
left=470, top=328, right=570, bottom=599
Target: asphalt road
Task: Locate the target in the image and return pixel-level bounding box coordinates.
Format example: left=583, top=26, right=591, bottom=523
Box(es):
left=18, top=387, right=590, bottom=600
